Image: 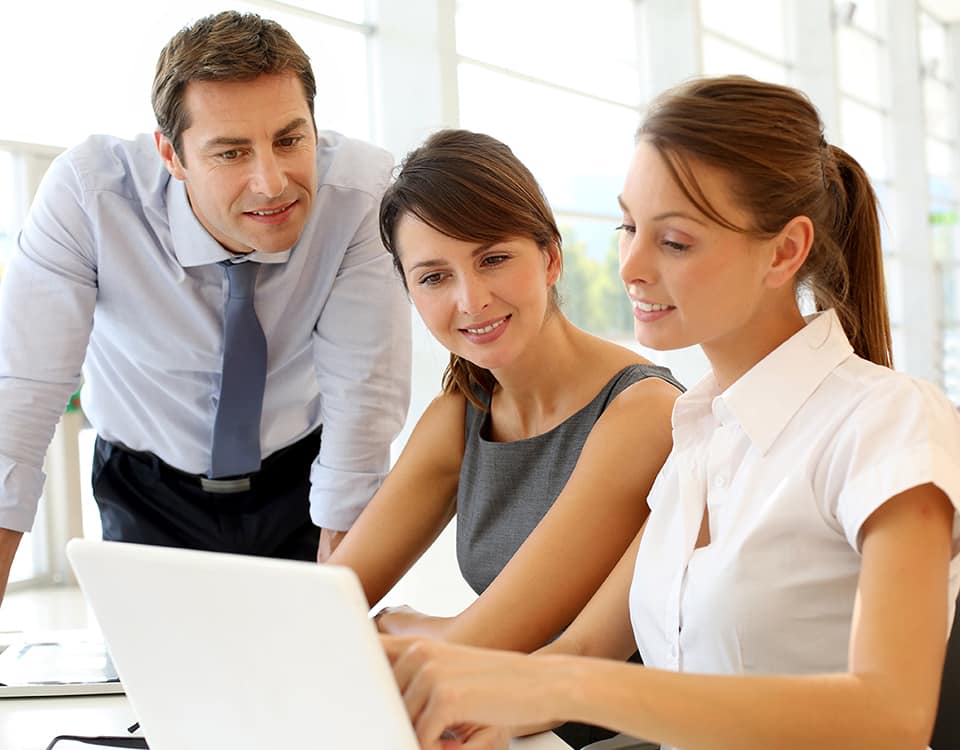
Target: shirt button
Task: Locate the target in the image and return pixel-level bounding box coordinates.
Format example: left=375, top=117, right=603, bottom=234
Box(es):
left=713, top=475, right=727, bottom=488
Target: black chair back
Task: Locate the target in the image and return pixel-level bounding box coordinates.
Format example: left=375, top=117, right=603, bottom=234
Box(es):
left=931, top=594, right=960, bottom=749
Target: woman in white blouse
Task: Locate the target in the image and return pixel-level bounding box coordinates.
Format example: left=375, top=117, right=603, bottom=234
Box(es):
left=383, top=75, right=960, bottom=750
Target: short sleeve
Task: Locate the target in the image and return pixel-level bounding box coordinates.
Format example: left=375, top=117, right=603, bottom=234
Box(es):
left=826, top=376, right=960, bottom=556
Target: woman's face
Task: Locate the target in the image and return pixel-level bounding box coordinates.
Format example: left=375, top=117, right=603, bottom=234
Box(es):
left=618, top=141, right=781, bottom=357
left=394, top=214, right=560, bottom=371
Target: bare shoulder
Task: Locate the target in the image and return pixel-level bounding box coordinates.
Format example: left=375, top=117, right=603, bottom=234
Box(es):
left=399, top=389, right=470, bottom=475
left=421, top=388, right=469, bottom=424
left=583, top=338, right=680, bottom=404
left=602, top=375, right=679, bottom=434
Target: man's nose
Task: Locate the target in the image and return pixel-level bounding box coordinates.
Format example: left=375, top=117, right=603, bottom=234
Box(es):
left=249, top=152, right=287, bottom=198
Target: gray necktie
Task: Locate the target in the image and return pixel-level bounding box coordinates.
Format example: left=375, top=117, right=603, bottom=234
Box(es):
left=209, top=260, right=267, bottom=478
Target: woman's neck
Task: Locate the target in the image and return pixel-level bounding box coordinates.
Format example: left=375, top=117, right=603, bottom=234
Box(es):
left=702, top=302, right=807, bottom=392
left=487, top=313, right=596, bottom=437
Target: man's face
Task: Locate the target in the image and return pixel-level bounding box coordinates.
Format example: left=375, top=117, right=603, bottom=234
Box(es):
left=156, top=72, right=318, bottom=254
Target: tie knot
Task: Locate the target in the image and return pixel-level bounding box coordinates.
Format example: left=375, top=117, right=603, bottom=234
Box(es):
left=223, top=261, right=259, bottom=299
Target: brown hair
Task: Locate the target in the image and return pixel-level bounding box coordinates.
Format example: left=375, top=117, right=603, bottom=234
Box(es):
left=152, top=10, right=317, bottom=162
left=379, top=129, right=563, bottom=410
left=638, top=75, right=893, bottom=367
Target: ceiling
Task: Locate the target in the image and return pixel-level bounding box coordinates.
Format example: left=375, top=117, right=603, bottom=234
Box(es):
left=921, top=0, right=960, bottom=22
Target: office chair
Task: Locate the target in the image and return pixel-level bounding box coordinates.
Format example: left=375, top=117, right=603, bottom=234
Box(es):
left=930, top=593, right=960, bottom=749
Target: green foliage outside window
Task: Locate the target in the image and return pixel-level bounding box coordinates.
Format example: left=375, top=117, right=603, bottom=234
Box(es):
left=556, top=225, right=633, bottom=340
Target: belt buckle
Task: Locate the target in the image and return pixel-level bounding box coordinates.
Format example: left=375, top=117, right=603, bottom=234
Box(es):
left=200, top=476, right=252, bottom=494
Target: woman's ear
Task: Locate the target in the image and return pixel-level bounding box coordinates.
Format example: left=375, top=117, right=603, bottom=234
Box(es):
left=545, top=242, right=563, bottom=286
left=765, top=215, right=814, bottom=290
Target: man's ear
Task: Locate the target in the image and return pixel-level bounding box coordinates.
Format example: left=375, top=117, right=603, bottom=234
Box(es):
left=764, top=215, right=814, bottom=290
left=155, top=131, right=186, bottom=180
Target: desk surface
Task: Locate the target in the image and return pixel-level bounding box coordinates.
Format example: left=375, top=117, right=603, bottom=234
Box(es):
left=0, top=693, right=571, bottom=750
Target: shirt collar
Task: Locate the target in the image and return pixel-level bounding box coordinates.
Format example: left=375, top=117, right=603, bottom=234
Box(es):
left=673, top=310, right=854, bottom=454
left=720, top=309, right=854, bottom=454
left=166, top=178, right=292, bottom=267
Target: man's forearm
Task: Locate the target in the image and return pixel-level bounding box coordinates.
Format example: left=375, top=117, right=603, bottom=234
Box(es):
left=0, top=527, right=24, bottom=605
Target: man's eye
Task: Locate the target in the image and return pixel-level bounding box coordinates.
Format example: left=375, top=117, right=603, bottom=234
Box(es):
left=277, top=136, right=300, bottom=148
left=219, top=150, right=241, bottom=160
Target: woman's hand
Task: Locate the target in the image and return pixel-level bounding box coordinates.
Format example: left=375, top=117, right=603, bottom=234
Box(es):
left=440, top=723, right=511, bottom=749
left=375, top=604, right=454, bottom=639
left=383, top=635, right=561, bottom=749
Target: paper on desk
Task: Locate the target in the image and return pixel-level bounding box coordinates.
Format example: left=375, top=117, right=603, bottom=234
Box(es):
left=0, top=636, right=119, bottom=687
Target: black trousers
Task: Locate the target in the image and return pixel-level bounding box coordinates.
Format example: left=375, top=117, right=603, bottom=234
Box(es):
left=91, top=429, right=322, bottom=561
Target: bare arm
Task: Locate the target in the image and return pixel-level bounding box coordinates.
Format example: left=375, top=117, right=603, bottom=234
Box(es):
left=421, top=378, right=676, bottom=651
left=500, top=521, right=649, bottom=738
left=388, top=484, right=955, bottom=750
left=327, top=392, right=466, bottom=606
left=0, top=527, right=23, bottom=606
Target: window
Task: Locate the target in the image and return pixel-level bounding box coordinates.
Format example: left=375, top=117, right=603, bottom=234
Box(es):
left=0, top=1, right=371, bottom=147
left=921, top=9, right=960, bottom=401
left=456, top=0, right=643, bottom=347
left=700, top=0, right=790, bottom=84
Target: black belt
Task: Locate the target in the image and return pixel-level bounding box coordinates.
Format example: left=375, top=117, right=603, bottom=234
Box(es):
left=107, top=426, right=322, bottom=495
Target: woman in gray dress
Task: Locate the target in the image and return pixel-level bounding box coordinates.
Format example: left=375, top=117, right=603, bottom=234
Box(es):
left=329, top=130, right=681, bottom=746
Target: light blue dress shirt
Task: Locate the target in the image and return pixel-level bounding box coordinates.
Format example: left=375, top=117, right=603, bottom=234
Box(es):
left=0, top=131, right=411, bottom=533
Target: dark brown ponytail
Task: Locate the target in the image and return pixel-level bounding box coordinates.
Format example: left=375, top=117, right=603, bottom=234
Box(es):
left=817, top=145, right=893, bottom=367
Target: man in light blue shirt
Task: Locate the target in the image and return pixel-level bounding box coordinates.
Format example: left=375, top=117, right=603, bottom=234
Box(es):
left=0, top=11, right=411, bottom=603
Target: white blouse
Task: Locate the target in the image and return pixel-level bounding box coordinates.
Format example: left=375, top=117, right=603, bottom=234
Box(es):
left=630, top=310, right=960, bottom=689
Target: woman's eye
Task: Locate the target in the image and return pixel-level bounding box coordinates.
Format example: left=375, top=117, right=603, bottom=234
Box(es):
left=481, top=254, right=508, bottom=266
left=615, top=223, right=636, bottom=234
left=662, top=239, right=690, bottom=252
left=419, top=273, right=444, bottom=286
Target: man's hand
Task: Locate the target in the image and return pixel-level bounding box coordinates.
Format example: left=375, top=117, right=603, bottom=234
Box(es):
left=0, top=528, right=24, bottom=607
left=316, top=527, right=347, bottom=563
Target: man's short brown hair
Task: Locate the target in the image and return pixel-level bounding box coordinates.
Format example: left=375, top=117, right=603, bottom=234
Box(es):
left=152, top=10, right=317, bottom=159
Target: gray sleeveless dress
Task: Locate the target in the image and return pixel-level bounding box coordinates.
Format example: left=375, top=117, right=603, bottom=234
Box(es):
left=456, top=363, right=683, bottom=595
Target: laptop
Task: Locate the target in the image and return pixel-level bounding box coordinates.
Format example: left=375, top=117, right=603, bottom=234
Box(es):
left=66, top=538, right=419, bottom=750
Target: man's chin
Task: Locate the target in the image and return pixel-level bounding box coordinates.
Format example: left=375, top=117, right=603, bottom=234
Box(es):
left=241, top=227, right=305, bottom=254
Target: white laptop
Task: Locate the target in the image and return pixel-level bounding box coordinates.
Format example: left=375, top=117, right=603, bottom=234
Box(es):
left=66, top=538, right=419, bottom=750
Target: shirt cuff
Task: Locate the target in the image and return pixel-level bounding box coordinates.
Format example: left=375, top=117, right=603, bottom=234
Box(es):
left=308, top=463, right=388, bottom=531
left=0, top=457, right=46, bottom=533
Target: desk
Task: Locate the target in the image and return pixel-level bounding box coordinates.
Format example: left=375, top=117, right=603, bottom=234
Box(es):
left=0, top=693, right=571, bottom=750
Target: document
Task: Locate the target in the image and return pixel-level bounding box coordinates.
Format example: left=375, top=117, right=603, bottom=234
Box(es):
left=0, top=632, right=123, bottom=697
